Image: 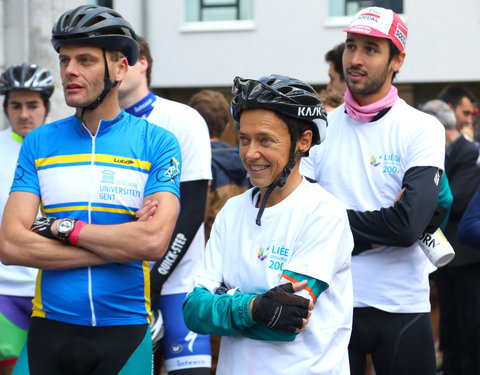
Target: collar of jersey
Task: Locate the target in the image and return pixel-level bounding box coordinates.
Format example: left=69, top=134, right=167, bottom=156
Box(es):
left=74, top=110, right=126, bottom=136
left=124, top=91, right=156, bottom=118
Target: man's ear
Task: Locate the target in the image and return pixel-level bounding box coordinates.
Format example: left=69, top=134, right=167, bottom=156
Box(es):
left=391, top=51, right=406, bottom=73
left=137, top=56, right=148, bottom=74
left=114, top=56, right=129, bottom=82
left=297, top=129, right=312, bottom=154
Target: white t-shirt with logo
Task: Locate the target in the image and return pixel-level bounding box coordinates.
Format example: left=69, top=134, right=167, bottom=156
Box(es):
left=301, top=99, right=445, bottom=313
left=194, top=179, right=353, bottom=375
left=146, top=96, right=212, bottom=295
left=0, top=128, right=38, bottom=296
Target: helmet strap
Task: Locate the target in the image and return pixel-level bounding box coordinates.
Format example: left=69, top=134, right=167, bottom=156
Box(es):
left=84, top=48, right=117, bottom=112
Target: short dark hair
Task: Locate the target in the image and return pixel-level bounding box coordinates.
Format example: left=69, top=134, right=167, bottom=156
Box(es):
left=276, top=113, right=315, bottom=157
left=188, top=90, right=230, bottom=138
left=3, top=91, right=50, bottom=118
left=388, top=40, right=402, bottom=82
left=136, top=35, right=153, bottom=87
left=438, top=85, right=477, bottom=108
left=325, top=43, right=345, bottom=82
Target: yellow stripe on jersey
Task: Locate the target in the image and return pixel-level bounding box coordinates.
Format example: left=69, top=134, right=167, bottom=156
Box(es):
left=32, top=270, right=45, bottom=318
left=35, top=154, right=151, bottom=171
left=143, top=261, right=152, bottom=324
left=36, top=154, right=93, bottom=167
left=43, top=205, right=89, bottom=214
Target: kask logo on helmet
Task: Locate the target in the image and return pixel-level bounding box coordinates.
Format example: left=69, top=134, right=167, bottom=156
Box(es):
left=297, top=106, right=324, bottom=117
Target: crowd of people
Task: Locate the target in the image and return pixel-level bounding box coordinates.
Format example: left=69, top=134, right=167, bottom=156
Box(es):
left=0, top=4, right=479, bottom=375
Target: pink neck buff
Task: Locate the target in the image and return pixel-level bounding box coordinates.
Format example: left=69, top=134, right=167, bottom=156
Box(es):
left=344, top=85, right=399, bottom=123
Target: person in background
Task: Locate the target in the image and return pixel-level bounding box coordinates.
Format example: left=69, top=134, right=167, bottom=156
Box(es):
left=458, top=189, right=480, bottom=247
left=318, top=89, right=344, bottom=113
left=118, top=35, right=213, bottom=375
left=0, top=63, right=54, bottom=375
left=325, top=42, right=347, bottom=97
left=0, top=5, right=181, bottom=374
left=431, top=92, right=480, bottom=374
left=188, top=89, right=249, bottom=242
left=438, top=85, right=477, bottom=141
left=302, top=7, right=445, bottom=374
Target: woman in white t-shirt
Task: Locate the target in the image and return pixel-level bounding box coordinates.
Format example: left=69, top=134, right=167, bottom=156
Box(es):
left=182, top=74, right=354, bottom=375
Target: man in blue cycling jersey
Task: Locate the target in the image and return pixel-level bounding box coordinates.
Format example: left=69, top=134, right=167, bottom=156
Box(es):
left=0, top=5, right=181, bottom=375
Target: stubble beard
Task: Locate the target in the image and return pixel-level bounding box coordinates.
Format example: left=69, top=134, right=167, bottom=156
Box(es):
left=346, top=65, right=390, bottom=97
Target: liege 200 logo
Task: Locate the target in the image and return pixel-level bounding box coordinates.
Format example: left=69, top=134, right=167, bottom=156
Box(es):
left=370, top=154, right=401, bottom=174
left=258, top=245, right=290, bottom=271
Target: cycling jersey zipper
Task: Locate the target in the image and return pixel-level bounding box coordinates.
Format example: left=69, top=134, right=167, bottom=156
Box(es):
left=88, top=267, right=96, bottom=326
left=87, top=121, right=98, bottom=327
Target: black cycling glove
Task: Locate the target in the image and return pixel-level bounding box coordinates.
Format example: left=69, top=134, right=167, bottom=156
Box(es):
left=251, top=283, right=309, bottom=333
left=30, top=217, right=57, bottom=240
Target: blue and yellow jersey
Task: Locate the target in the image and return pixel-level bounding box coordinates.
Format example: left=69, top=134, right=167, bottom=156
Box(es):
left=11, top=111, right=181, bottom=327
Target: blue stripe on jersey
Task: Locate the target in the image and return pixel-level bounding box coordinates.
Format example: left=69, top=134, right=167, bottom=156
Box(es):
left=14, top=111, right=181, bottom=326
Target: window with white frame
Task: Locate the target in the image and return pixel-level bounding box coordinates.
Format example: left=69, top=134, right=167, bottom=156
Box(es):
left=184, top=0, right=253, bottom=22
left=87, top=0, right=113, bottom=8
left=329, top=0, right=403, bottom=17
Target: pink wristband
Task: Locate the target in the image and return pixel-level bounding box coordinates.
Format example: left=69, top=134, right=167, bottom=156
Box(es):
left=69, top=220, right=87, bottom=246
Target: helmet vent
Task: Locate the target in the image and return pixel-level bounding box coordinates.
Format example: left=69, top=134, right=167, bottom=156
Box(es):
left=85, top=15, right=108, bottom=28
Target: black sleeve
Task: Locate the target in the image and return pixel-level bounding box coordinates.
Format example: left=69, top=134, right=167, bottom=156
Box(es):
left=424, top=205, right=449, bottom=234
left=150, top=179, right=209, bottom=297
left=348, top=166, right=441, bottom=254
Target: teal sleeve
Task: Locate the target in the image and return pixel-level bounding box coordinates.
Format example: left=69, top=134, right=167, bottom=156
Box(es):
left=438, top=173, right=453, bottom=231
left=241, top=323, right=298, bottom=341
left=182, top=287, right=256, bottom=336
left=282, top=270, right=328, bottom=303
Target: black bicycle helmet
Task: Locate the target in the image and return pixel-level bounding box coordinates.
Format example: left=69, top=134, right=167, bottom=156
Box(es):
left=51, top=5, right=138, bottom=65
left=231, top=74, right=328, bottom=226
left=0, top=63, right=54, bottom=97
left=232, top=74, right=327, bottom=146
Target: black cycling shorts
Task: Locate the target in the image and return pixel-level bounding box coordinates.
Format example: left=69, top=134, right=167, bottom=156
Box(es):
left=12, top=318, right=152, bottom=375
left=349, top=307, right=436, bottom=375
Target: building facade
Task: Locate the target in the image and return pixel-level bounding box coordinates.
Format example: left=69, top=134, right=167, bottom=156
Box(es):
left=1, top=0, right=479, bottom=132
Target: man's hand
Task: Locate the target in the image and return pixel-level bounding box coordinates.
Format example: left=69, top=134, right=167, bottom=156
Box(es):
left=30, top=217, right=57, bottom=239
left=132, top=200, right=158, bottom=222
left=394, top=188, right=405, bottom=204
left=250, top=281, right=313, bottom=333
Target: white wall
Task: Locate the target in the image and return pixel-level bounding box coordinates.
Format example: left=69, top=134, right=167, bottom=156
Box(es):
left=115, top=0, right=480, bottom=88
left=401, top=0, right=480, bottom=83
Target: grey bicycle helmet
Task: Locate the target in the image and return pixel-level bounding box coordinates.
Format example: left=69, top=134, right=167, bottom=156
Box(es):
left=232, top=74, right=327, bottom=146
left=231, top=74, right=328, bottom=226
left=0, top=64, right=54, bottom=97
left=51, top=5, right=138, bottom=65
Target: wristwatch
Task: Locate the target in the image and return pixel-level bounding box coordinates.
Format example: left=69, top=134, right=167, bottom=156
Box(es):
left=56, top=218, right=76, bottom=243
